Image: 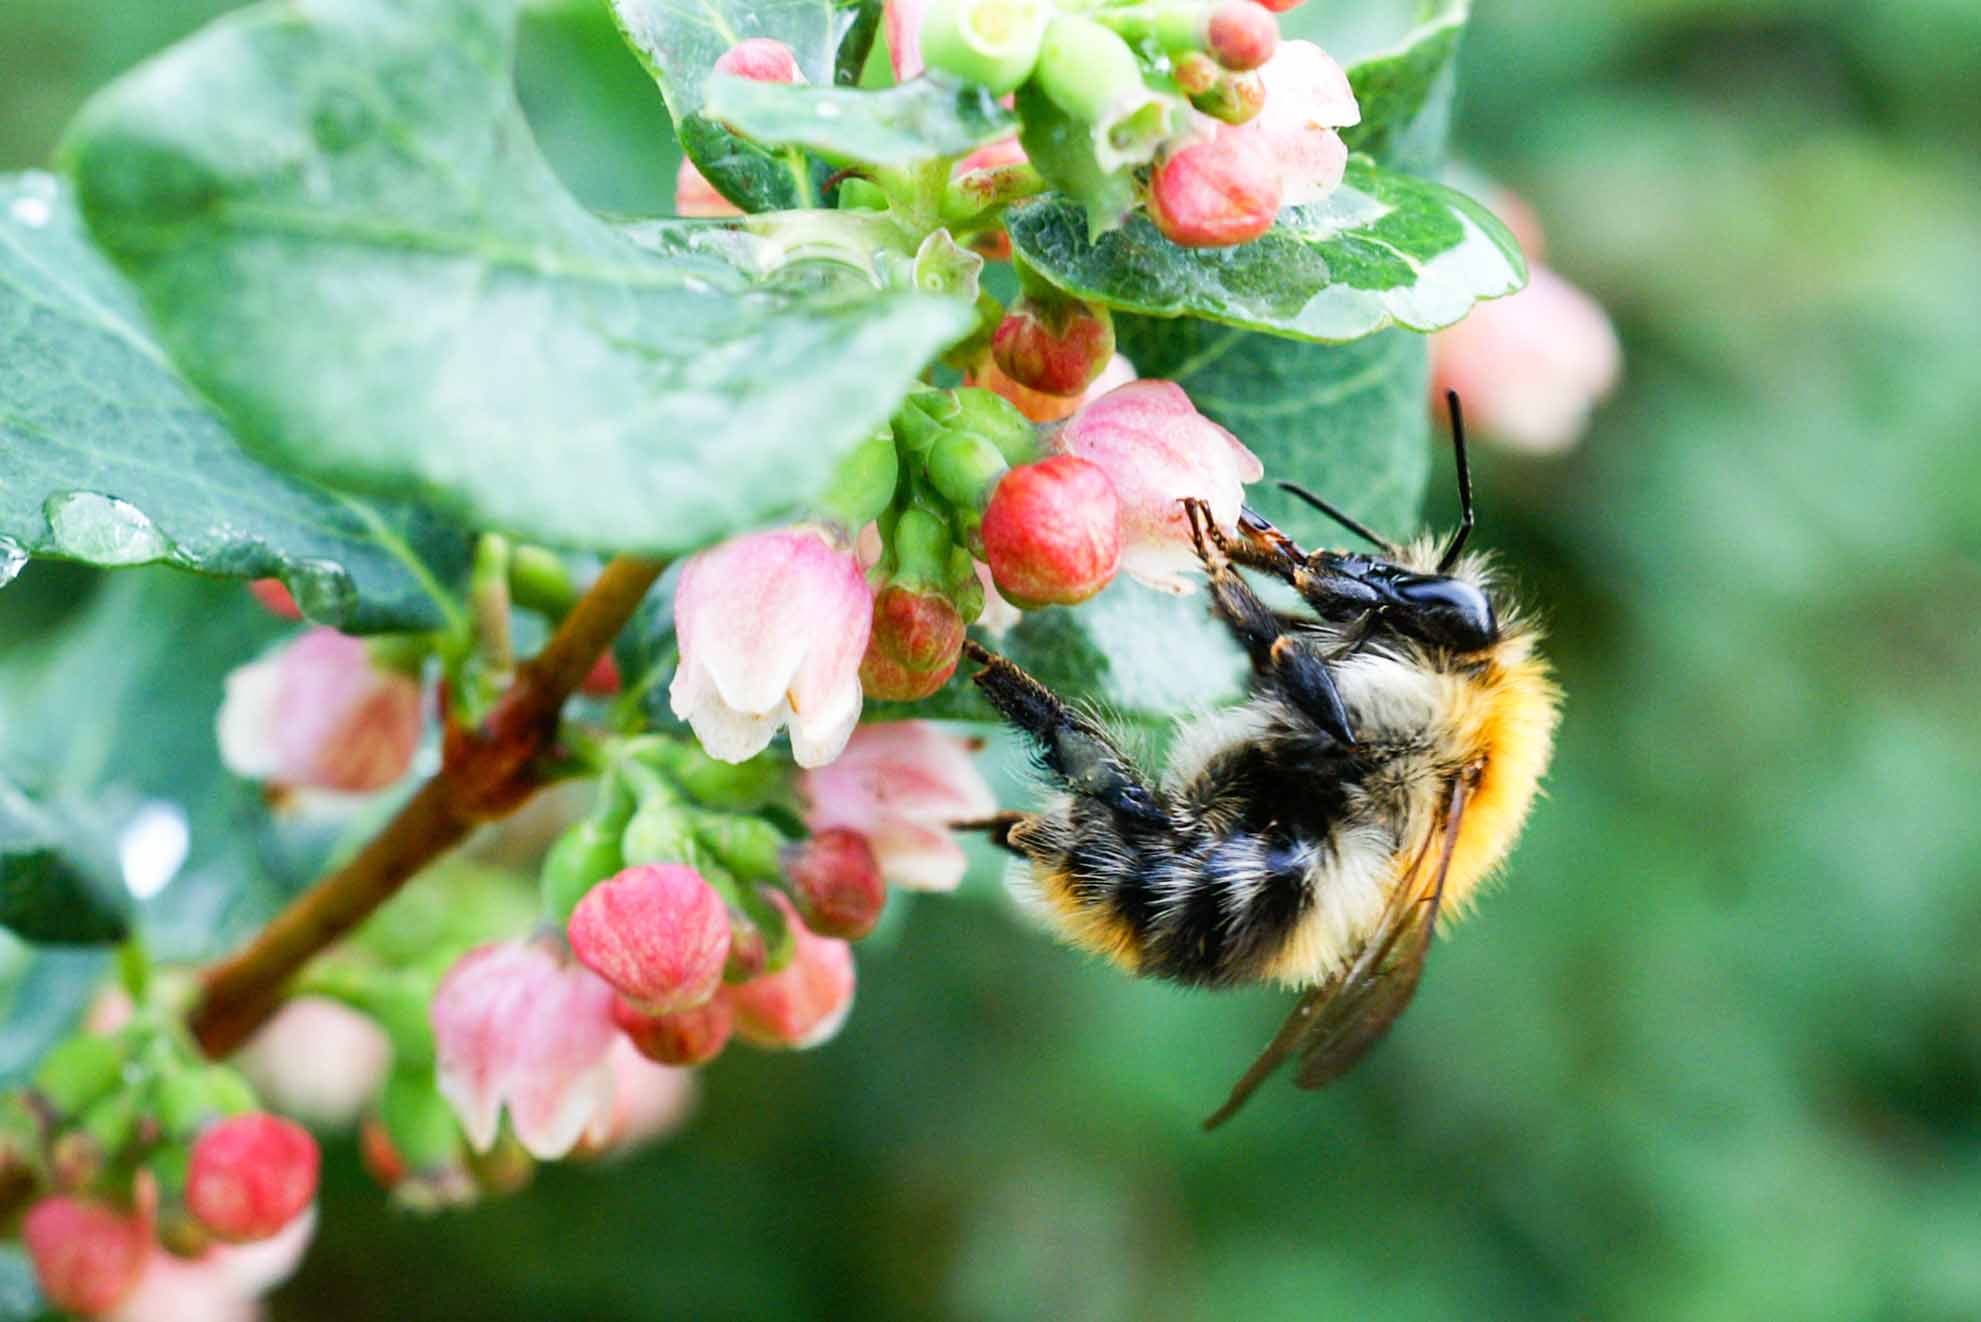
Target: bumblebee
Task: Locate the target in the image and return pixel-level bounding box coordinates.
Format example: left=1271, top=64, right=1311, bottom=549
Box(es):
left=963, top=397, right=1560, bottom=1128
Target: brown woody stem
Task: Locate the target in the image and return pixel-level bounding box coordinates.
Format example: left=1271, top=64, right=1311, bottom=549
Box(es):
left=188, top=554, right=666, bottom=1058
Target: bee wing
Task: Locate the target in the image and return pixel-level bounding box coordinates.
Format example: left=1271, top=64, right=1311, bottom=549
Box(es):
left=1201, top=772, right=1473, bottom=1130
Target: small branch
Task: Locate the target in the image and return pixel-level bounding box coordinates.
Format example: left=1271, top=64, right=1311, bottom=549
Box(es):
left=189, top=554, right=666, bottom=1058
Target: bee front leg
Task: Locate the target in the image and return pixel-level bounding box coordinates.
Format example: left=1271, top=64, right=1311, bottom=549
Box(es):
left=1184, top=500, right=1357, bottom=748
left=961, top=640, right=1167, bottom=828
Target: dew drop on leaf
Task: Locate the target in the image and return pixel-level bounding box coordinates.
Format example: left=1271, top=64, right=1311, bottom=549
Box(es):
left=43, top=491, right=170, bottom=566
left=284, top=558, right=359, bottom=628
left=119, top=800, right=190, bottom=900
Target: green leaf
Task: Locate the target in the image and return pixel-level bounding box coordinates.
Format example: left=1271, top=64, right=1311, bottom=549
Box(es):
left=703, top=72, right=1015, bottom=167
left=1288, top=0, right=1469, bottom=173
left=0, top=777, right=131, bottom=945
left=0, top=570, right=329, bottom=961
left=609, top=0, right=872, bottom=210
left=1014, top=81, right=1135, bottom=241
left=1007, top=156, right=1525, bottom=343
left=1115, top=320, right=1433, bottom=545
left=0, top=173, right=470, bottom=633
left=62, top=0, right=970, bottom=558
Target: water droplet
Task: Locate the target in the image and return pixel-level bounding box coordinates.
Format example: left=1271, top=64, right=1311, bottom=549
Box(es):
left=119, top=801, right=190, bottom=900
left=8, top=196, right=50, bottom=228
left=284, top=558, right=357, bottom=627
left=0, top=537, right=27, bottom=588
left=43, top=492, right=169, bottom=566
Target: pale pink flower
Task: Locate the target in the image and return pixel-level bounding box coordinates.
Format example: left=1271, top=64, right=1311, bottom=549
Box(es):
left=885, top=0, right=928, bottom=80
left=972, top=559, right=1023, bottom=636
left=1051, top=379, right=1264, bottom=592
left=567, top=864, right=732, bottom=1014
left=581, top=1038, right=699, bottom=1157
left=1244, top=40, right=1359, bottom=206
left=105, top=1211, right=314, bottom=1322
left=217, top=628, right=422, bottom=793
left=430, top=939, right=619, bottom=1159
left=235, top=997, right=390, bottom=1129
left=970, top=350, right=1137, bottom=424
left=670, top=527, right=874, bottom=768
left=722, top=894, right=857, bottom=1049
left=674, top=158, right=742, bottom=219
left=1430, top=264, right=1622, bottom=455
left=799, top=722, right=996, bottom=892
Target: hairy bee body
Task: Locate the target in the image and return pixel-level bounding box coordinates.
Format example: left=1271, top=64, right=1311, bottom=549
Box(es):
left=1006, top=540, right=1558, bottom=992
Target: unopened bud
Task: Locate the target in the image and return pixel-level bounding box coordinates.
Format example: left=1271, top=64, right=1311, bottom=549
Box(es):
left=154, top=1064, right=257, bottom=1140
left=782, top=829, right=888, bottom=940
left=1036, top=16, right=1179, bottom=171
left=567, top=864, right=732, bottom=1014
left=32, top=1034, right=125, bottom=1117
left=612, top=997, right=735, bottom=1068
left=22, top=1196, right=149, bottom=1315
left=1206, top=0, right=1278, bottom=70
left=1173, top=50, right=1220, bottom=96
left=620, top=797, right=698, bottom=868
left=186, top=1112, right=320, bottom=1243
left=675, top=158, right=742, bottom=218
left=724, top=894, right=858, bottom=1049
left=991, top=295, right=1116, bottom=397
left=861, top=583, right=967, bottom=701
left=981, top=456, right=1123, bottom=607
left=249, top=578, right=302, bottom=620
left=712, top=38, right=803, bottom=84
left=1249, top=0, right=1307, bottom=12
left=1148, top=129, right=1282, bottom=247
left=920, top=0, right=1050, bottom=95
left=1190, top=69, right=1265, bottom=124
left=540, top=816, right=626, bottom=924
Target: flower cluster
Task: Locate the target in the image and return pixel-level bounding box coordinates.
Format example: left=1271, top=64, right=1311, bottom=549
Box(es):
left=426, top=723, right=991, bottom=1154
left=4, top=1021, right=320, bottom=1317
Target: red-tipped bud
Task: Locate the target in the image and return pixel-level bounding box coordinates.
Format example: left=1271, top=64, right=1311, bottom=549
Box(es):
left=22, top=1196, right=149, bottom=1315
left=249, top=578, right=301, bottom=620
left=713, top=38, right=803, bottom=84
left=185, top=1113, right=320, bottom=1243
left=1148, top=130, right=1282, bottom=247
left=991, top=296, right=1116, bottom=398
left=612, top=996, right=735, bottom=1068
left=568, top=864, right=732, bottom=1014
left=675, top=158, right=742, bottom=219
left=724, top=895, right=857, bottom=1049
left=981, top=456, right=1122, bottom=607
left=860, top=584, right=966, bottom=701
left=782, top=828, right=887, bottom=940
left=1248, top=0, right=1305, bottom=12
left=1206, top=0, right=1278, bottom=70
left=581, top=653, right=621, bottom=696
left=1173, top=50, right=1221, bottom=96
left=359, top=1116, right=407, bottom=1189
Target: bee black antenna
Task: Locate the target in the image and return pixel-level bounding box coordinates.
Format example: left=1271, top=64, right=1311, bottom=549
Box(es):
left=1436, top=390, right=1474, bottom=575
left=1276, top=482, right=1398, bottom=558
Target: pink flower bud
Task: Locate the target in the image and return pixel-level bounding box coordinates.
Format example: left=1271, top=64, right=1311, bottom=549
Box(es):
left=248, top=579, right=300, bottom=620
left=674, top=158, right=743, bottom=219
left=859, top=583, right=967, bottom=701
left=885, top=0, right=928, bottom=80
left=981, top=456, right=1122, bottom=607
left=1052, top=379, right=1263, bottom=592
left=782, top=828, right=887, bottom=940
left=1149, top=128, right=1281, bottom=248
left=430, top=939, right=619, bottom=1159
left=723, top=894, right=856, bottom=1049
left=23, top=1196, right=150, bottom=1315
left=579, top=1039, right=698, bottom=1157
left=185, top=1113, right=319, bottom=1243
left=217, top=628, right=422, bottom=793
left=713, top=38, right=803, bottom=84
left=567, top=864, right=732, bottom=1014
left=670, top=527, right=873, bottom=768
left=968, top=350, right=1137, bottom=424
left=235, top=998, right=390, bottom=1130
left=613, top=996, right=735, bottom=1068
left=953, top=135, right=1028, bottom=177
left=1207, top=0, right=1278, bottom=71
left=1429, top=264, right=1622, bottom=455
left=581, top=653, right=622, bottom=696
left=798, top=722, right=997, bottom=891
left=991, top=296, right=1116, bottom=398
left=1247, top=0, right=1306, bottom=13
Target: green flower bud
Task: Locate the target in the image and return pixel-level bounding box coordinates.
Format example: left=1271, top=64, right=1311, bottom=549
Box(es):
left=835, top=177, right=890, bottom=212
left=621, top=797, right=700, bottom=868
left=33, top=1034, right=125, bottom=1117
left=927, top=430, right=1010, bottom=518
left=890, top=508, right=957, bottom=587
left=540, top=817, right=625, bottom=924
left=79, top=1089, right=140, bottom=1157
left=634, top=740, right=794, bottom=812
left=154, top=1064, right=257, bottom=1139
left=920, top=0, right=1050, bottom=95
left=815, top=430, right=901, bottom=532
left=694, top=812, right=789, bottom=885
left=951, top=387, right=1041, bottom=465
left=1035, top=16, right=1181, bottom=171
left=379, top=1067, right=463, bottom=1174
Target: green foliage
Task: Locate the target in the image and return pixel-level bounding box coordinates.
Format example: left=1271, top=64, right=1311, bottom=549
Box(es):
left=0, top=173, right=469, bottom=633
left=703, top=71, right=1016, bottom=167
left=1009, top=157, right=1525, bottom=341
left=1013, top=81, right=1135, bottom=239
left=0, top=777, right=130, bottom=945
left=1309, top=0, right=1468, bottom=173
left=62, top=0, right=968, bottom=556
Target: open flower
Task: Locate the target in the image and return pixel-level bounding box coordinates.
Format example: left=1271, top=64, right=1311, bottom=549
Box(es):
left=430, top=939, right=619, bottom=1159
left=1051, top=379, right=1263, bottom=592
left=670, top=527, right=873, bottom=768
left=799, top=722, right=997, bottom=892
left=1246, top=40, right=1359, bottom=206
left=722, top=893, right=857, bottom=1049
left=105, top=1208, right=315, bottom=1322
left=217, top=628, right=423, bottom=794
left=579, top=1039, right=699, bottom=1158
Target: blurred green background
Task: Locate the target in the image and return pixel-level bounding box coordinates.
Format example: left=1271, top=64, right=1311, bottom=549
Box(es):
left=6, top=0, right=1981, bottom=1317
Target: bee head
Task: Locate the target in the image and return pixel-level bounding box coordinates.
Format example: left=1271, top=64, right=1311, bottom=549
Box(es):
left=1381, top=571, right=1498, bottom=652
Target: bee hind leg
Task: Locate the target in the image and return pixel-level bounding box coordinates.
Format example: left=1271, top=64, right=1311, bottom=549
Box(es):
left=960, top=640, right=1166, bottom=828
left=948, top=811, right=1031, bottom=855
left=1182, top=501, right=1357, bottom=747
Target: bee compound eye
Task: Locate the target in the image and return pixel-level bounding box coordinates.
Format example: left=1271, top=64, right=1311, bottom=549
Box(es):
left=1389, top=574, right=1497, bottom=649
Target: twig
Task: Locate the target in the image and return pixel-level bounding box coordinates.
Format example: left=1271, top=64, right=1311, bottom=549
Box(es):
left=188, top=554, right=666, bottom=1057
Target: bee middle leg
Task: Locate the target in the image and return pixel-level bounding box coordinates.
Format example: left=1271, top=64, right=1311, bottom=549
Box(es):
left=1184, top=500, right=1356, bottom=747
left=960, top=639, right=1167, bottom=829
